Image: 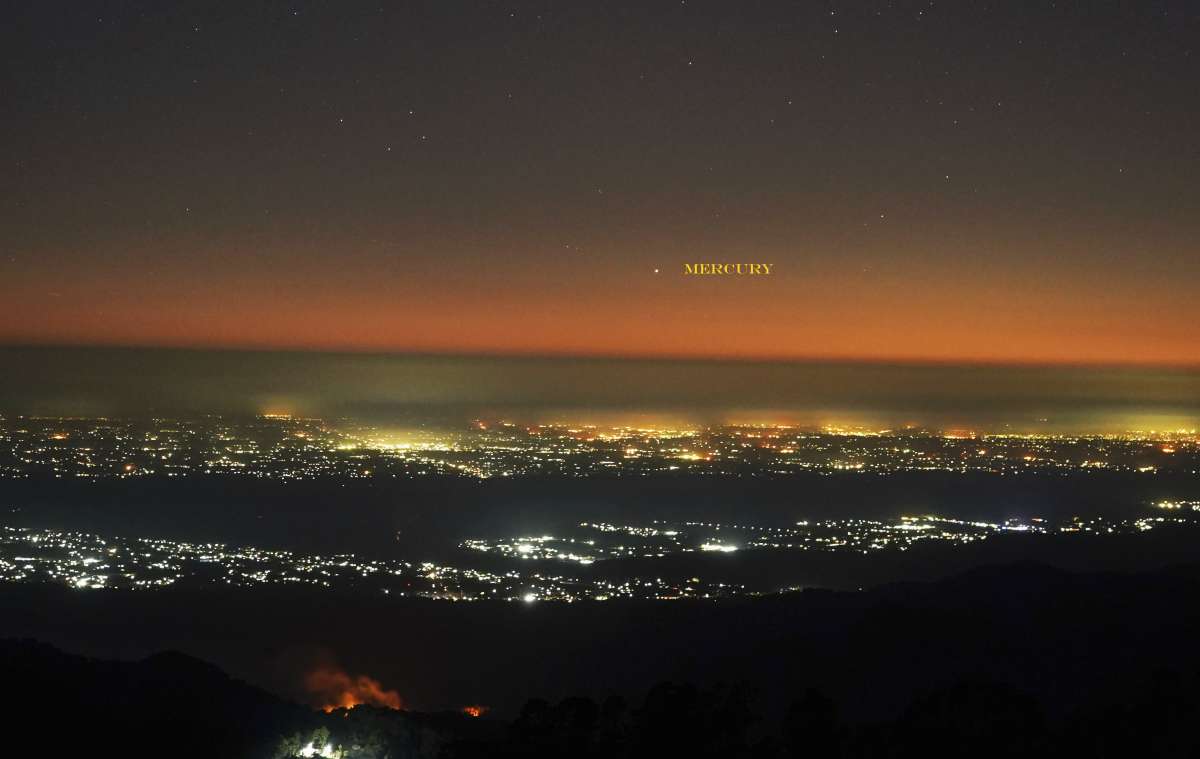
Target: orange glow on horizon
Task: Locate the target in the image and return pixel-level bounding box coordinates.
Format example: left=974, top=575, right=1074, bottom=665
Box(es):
left=3, top=252, right=1198, bottom=367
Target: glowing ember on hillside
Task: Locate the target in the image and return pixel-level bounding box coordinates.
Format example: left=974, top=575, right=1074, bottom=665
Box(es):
left=462, top=705, right=489, bottom=718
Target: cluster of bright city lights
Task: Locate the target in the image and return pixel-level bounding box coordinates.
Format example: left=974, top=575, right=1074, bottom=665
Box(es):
left=4, top=506, right=1196, bottom=601
left=463, top=510, right=1200, bottom=565
left=0, top=415, right=1197, bottom=480
left=0, top=524, right=740, bottom=601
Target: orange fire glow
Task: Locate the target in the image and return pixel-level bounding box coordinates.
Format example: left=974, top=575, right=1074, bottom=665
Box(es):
left=462, top=705, right=489, bottom=718
left=304, top=667, right=403, bottom=713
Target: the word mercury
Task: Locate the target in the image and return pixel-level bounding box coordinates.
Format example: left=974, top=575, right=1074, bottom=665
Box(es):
left=683, top=263, right=773, bottom=275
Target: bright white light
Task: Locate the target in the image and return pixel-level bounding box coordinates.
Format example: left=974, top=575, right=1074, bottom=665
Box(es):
left=699, top=543, right=738, bottom=553
left=523, top=593, right=537, bottom=603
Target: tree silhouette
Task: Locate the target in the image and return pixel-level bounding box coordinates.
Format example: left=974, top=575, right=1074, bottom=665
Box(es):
left=783, top=688, right=840, bottom=758
left=890, top=679, right=1049, bottom=759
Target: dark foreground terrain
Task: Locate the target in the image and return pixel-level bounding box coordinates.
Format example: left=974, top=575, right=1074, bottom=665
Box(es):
left=5, top=561, right=1200, bottom=757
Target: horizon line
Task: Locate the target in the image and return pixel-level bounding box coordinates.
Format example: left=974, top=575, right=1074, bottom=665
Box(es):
left=3, top=338, right=1200, bottom=372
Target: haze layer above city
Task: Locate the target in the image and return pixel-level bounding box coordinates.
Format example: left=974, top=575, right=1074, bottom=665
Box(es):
left=3, top=346, right=1199, bottom=435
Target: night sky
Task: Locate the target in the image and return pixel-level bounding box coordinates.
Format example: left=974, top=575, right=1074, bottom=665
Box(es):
left=4, top=1, right=1198, bottom=363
